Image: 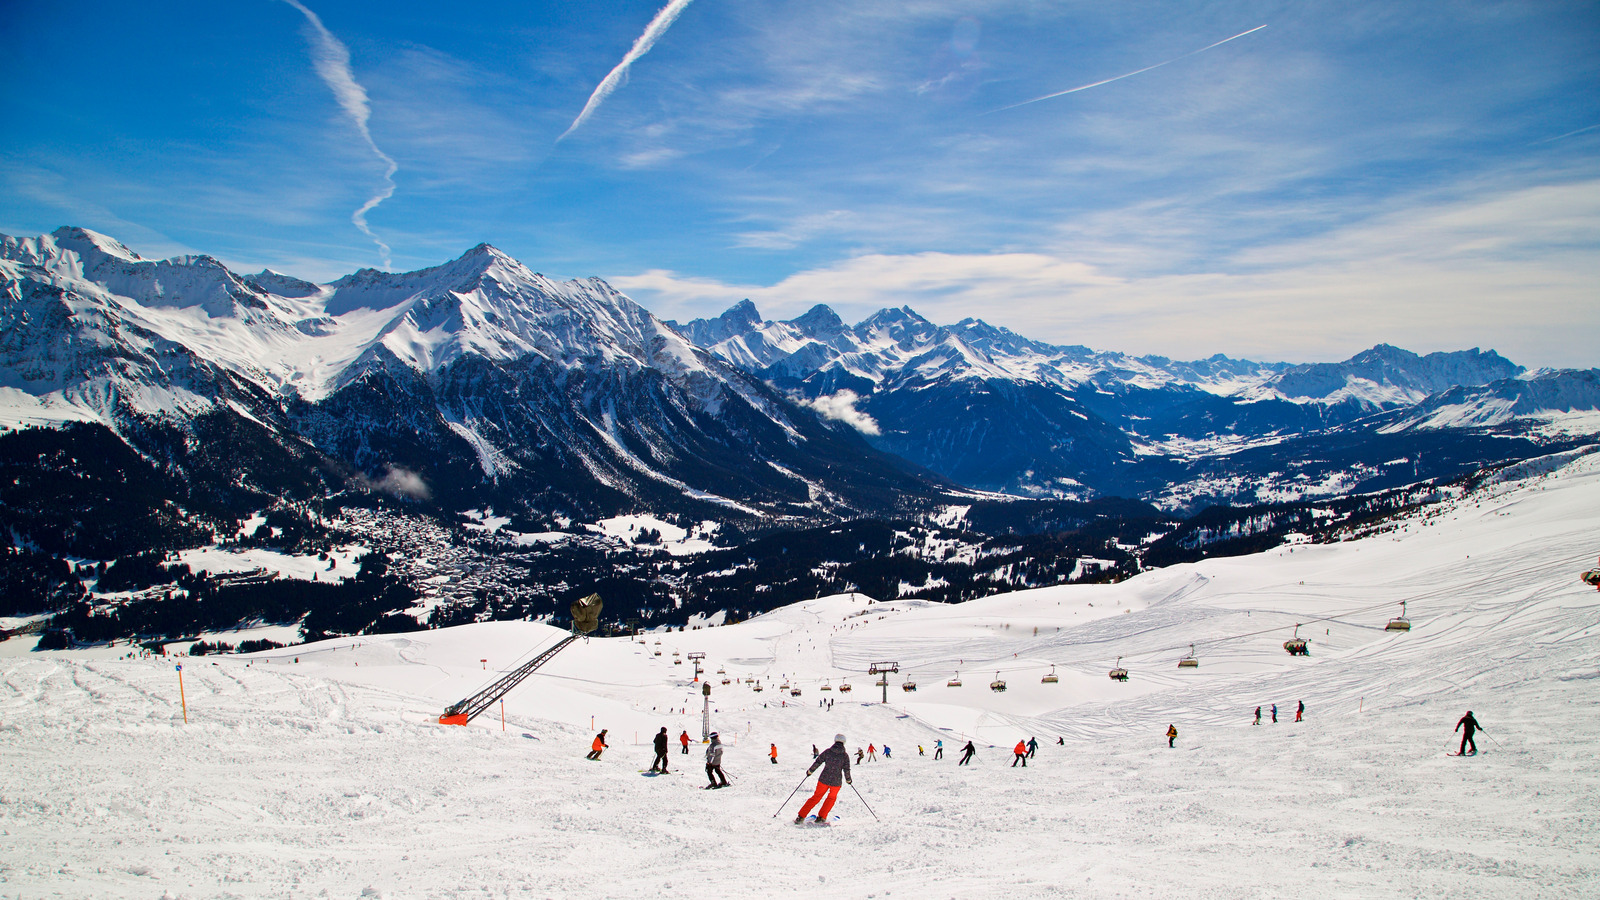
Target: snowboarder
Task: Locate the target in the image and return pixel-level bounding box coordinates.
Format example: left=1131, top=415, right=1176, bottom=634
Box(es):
left=1012, top=740, right=1028, bottom=767
left=680, top=730, right=690, bottom=754
left=958, top=740, right=976, bottom=766
left=705, top=732, right=729, bottom=787
left=587, top=729, right=608, bottom=760
left=934, top=739, right=944, bottom=760
left=1455, top=711, right=1484, bottom=756
left=1271, top=704, right=1278, bottom=723
left=867, top=744, right=877, bottom=761
left=650, top=727, right=670, bottom=773
left=1026, top=736, right=1038, bottom=758
left=1296, top=700, right=1305, bottom=723
left=1253, top=706, right=1261, bottom=725
left=795, top=733, right=852, bottom=825
left=1167, top=724, right=1177, bottom=748
left=770, top=743, right=778, bottom=765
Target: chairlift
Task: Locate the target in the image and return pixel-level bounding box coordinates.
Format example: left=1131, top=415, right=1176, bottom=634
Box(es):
left=790, top=688, right=802, bottom=697
left=721, top=677, right=730, bottom=685
left=779, top=681, right=791, bottom=691
left=1108, top=657, right=1128, bottom=682
left=717, top=666, right=726, bottom=674
left=1041, top=665, right=1059, bottom=684
left=875, top=677, right=887, bottom=687
left=1284, top=624, right=1309, bottom=656
left=820, top=680, right=833, bottom=691
left=947, top=672, right=963, bottom=688
left=902, top=678, right=917, bottom=692
left=1386, top=601, right=1412, bottom=632
left=990, top=672, right=1007, bottom=692
left=1178, top=644, right=1199, bottom=669
left=653, top=649, right=662, bottom=656
left=674, top=658, right=682, bottom=664
left=753, top=682, right=764, bottom=692
left=839, top=682, right=853, bottom=693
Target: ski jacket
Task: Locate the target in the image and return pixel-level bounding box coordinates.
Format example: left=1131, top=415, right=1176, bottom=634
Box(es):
left=654, top=731, right=669, bottom=753
left=706, top=740, right=724, bottom=767
left=1014, top=741, right=1027, bottom=756
left=680, top=732, right=690, bottom=746
left=592, top=733, right=607, bottom=752
left=808, top=742, right=852, bottom=786
left=1166, top=726, right=1178, bottom=738
left=1456, top=714, right=1481, bottom=736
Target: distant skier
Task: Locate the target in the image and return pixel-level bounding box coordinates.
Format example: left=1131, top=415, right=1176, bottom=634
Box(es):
left=867, top=744, right=877, bottom=761
left=650, top=727, right=670, bottom=773
left=883, top=744, right=892, bottom=759
left=680, top=730, right=691, bottom=754
left=1026, top=737, right=1038, bottom=758
left=587, top=729, right=608, bottom=760
left=958, top=740, right=976, bottom=766
left=812, top=744, right=819, bottom=758
left=1167, top=724, right=1177, bottom=748
left=1056, top=736, right=1064, bottom=745
left=1012, top=740, right=1028, bottom=767
left=705, top=732, right=729, bottom=787
left=1253, top=706, right=1261, bottom=725
left=770, top=743, right=779, bottom=765
left=934, top=739, right=944, bottom=760
left=1296, top=700, right=1305, bottom=723
left=856, top=747, right=865, bottom=764
left=1455, top=711, right=1484, bottom=756
left=1271, top=704, right=1278, bottom=723
left=795, top=733, right=852, bottom=825
left=917, top=745, right=925, bottom=756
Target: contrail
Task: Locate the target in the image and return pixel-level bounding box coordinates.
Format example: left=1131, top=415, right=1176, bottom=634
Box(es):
left=279, top=0, right=398, bottom=267
left=559, top=0, right=696, bottom=141
left=993, top=24, right=1268, bottom=113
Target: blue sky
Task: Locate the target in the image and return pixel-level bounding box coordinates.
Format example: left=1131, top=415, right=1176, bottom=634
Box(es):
left=2, top=0, right=1596, bottom=366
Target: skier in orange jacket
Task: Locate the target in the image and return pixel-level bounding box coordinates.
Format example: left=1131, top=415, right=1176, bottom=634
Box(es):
left=586, top=729, right=608, bottom=760
left=770, top=743, right=778, bottom=764
left=1011, top=739, right=1028, bottom=767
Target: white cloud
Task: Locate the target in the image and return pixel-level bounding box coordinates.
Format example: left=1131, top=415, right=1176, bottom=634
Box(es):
left=801, top=390, right=881, bottom=436
left=559, top=0, right=697, bottom=142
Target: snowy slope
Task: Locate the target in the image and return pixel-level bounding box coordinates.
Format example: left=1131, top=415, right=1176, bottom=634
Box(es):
left=5, top=449, right=1599, bottom=897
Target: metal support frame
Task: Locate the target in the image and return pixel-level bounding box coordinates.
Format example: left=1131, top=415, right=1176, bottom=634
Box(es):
left=440, top=634, right=577, bottom=725
left=868, top=661, right=899, bottom=705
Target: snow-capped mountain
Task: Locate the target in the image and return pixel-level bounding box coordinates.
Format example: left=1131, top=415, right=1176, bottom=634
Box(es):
left=675, top=302, right=1595, bottom=504
left=0, top=227, right=962, bottom=538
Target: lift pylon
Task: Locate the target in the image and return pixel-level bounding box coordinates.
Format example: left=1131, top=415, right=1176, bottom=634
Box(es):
left=439, top=593, right=602, bottom=726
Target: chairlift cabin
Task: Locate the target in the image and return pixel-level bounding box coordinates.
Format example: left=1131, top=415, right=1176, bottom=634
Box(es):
left=1042, top=665, right=1059, bottom=684
left=654, top=649, right=662, bottom=656
left=1178, top=644, right=1199, bottom=669
left=752, top=682, right=764, bottom=692
left=1109, top=657, right=1129, bottom=682
left=779, top=680, right=791, bottom=691
left=902, top=678, right=917, bottom=692
left=790, top=688, right=802, bottom=697
left=947, top=672, right=963, bottom=688
left=838, top=682, right=853, bottom=693
left=1386, top=601, right=1412, bottom=632
left=820, top=680, right=833, bottom=691
left=990, top=672, right=1007, bottom=692
left=717, top=666, right=726, bottom=674
left=721, top=677, right=731, bottom=685
left=1284, top=624, right=1309, bottom=656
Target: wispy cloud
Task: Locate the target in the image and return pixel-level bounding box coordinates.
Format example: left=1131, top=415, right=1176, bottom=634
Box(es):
left=279, top=0, right=398, bottom=267
left=992, top=24, right=1268, bottom=113
left=558, top=0, right=697, bottom=142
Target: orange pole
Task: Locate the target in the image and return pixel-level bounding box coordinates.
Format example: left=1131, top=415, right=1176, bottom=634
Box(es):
left=176, top=664, right=188, bottom=724
left=501, top=700, right=506, bottom=731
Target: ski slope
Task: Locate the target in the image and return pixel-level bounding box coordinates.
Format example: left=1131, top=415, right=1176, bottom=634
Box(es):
left=4, top=450, right=1599, bottom=898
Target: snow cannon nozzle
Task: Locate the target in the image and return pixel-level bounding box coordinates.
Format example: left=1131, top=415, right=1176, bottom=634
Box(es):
left=569, top=592, right=603, bottom=634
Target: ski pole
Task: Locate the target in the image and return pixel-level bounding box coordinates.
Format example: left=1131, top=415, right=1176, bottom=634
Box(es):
left=773, top=773, right=812, bottom=817
left=848, top=781, right=880, bottom=822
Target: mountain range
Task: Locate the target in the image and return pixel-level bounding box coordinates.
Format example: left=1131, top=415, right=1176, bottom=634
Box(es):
left=3, top=226, right=1597, bottom=563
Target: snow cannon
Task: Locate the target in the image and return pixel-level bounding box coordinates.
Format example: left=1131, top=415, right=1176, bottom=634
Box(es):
left=570, top=593, right=603, bottom=634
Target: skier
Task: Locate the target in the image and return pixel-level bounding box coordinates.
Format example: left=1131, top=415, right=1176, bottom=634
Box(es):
left=1056, top=736, right=1064, bottom=745
left=1455, top=711, right=1484, bottom=756
left=650, top=727, right=670, bottom=773
left=958, top=740, right=976, bottom=766
left=770, top=743, right=779, bottom=765
left=1296, top=700, right=1305, bottom=723
left=1271, top=704, right=1278, bottom=723
left=1026, top=736, right=1038, bottom=758
left=795, top=733, right=852, bottom=825
left=1167, top=724, right=1177, bottom=748
left=934, top=739, right=944, bottom=760
left=883, top=744, right=892, bottom=759
left=856, top=747, right=865, bottom=764
left=812, top=744, right=819, bottom=758
left=1254, top=706, right=1262, bottom=725
left=705, top=732, right=729, bottom=787
left=1011, top=740, right=1028, bottom=767
left=917, top=745, right=925, bottom=756
left=680, top=730, right=691, bottom=754
left=587, top=729, right=609, bottom=760
left=867, top=744, right=876, bottom=761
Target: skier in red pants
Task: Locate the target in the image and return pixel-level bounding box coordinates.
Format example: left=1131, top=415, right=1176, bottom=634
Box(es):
left=796, top=734, right=852, bottom=825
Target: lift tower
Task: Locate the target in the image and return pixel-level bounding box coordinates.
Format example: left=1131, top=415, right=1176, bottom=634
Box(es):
left=439, top=594, right=603, bottom=725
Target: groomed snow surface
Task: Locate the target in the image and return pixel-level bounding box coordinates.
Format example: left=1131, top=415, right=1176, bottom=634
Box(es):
left=5, top=453, right=1600, bottom=898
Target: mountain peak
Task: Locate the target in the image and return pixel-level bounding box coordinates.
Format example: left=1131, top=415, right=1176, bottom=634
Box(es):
left=50, top=226, right=143, bottom=263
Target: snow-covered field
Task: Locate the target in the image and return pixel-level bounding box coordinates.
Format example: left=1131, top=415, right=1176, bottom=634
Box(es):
left=4, top=451, right=1600, bottom=898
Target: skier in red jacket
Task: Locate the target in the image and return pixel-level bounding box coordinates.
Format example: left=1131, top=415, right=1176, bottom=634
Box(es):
left=1011, top=739, right=1028, bottom=767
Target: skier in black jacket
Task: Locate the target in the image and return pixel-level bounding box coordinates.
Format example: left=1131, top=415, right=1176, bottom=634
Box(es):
left=1455, top=711, right=1484, bottom=755
left=650, top=727, right=670, bottom=773
left=958, top=740, right=977, bottom=765
left=796, top=734, right=852, bottom=824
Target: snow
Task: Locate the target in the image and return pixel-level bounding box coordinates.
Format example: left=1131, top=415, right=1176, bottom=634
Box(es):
left=5, top=452, right=1600, bottom=897
left=175, top=545, right=366, bottom=582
